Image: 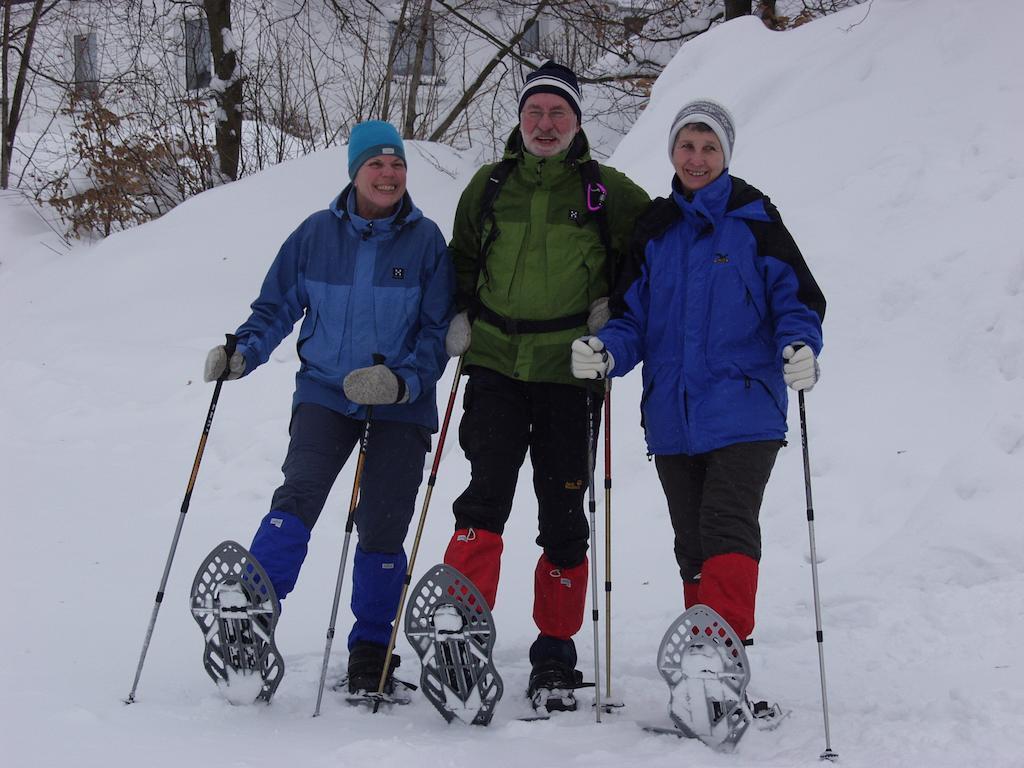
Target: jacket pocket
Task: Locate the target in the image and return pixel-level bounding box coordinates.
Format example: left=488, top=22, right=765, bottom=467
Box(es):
left=374, top=284, right=422, bottom=358
left=302, top=282, right=351, bottom=382
left=639, top=378, right=655, bottom=432
left=738, top=365, right=787, bottom=421
left=706, top=260, right=773, bottom=377
left=296, top=307, right=319, bottom=364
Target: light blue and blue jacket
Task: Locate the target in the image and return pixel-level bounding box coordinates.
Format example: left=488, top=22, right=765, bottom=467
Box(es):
left=235, top=185, right=454, bottom=431
left=599, top=173, right=825, bottom=455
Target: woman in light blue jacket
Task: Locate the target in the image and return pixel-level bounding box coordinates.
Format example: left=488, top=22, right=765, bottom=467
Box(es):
left=203, top=120, right=453, bottom=696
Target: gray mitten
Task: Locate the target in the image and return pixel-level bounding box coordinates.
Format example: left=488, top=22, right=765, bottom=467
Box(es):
left=343, top=364, right=409, bottom=405
left=445, top=311, right=472, bottom=357
left=204, top=345, right=246, bottom=382
left=586, top=297, right=611, bottom=334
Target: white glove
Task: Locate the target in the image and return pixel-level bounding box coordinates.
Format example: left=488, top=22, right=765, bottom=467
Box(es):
left=445, top=311, right=472, bottom=357
left=571, top=336, right=614, bottom=380
left=586, top=297, right=611, bottom=334
left=343, top=364, right=409, bottom=405
left=783, top=343, right=819, bottom=391
left=204, top=345, right=246, bottom=382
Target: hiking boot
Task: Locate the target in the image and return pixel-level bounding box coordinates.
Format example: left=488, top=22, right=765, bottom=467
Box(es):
left=527, top=659, right=585, bottom=713
left=347, top=642, right=400, bottom=695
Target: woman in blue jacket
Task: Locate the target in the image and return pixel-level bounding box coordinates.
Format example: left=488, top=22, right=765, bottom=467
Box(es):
left=203, top=120, right=454, bottom=694
left=571, top=100, right=825, bottom=644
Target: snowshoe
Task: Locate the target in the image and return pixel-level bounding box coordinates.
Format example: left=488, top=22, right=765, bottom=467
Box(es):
left=655, top=604, right=752, bottom=752
left=190, top=541, right=284, bottom=704
left=404, top=564, right=503, bottom=725
left=526, top=660, right=591, bottom=715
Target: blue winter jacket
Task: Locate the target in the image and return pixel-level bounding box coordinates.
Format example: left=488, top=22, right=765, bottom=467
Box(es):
left=234, top=185, right=454, bottom=431
left=599, top=173, right=825, bottom=455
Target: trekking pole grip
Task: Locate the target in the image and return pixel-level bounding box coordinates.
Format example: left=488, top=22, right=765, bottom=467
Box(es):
left=217, top=334, right=238, bottom=383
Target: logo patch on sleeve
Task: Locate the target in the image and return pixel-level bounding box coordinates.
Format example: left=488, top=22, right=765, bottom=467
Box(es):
left=392, top=267, right=406, bottom=279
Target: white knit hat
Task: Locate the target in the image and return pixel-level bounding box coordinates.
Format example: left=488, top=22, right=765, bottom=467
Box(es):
left=668, top=99, right=736, bottom=168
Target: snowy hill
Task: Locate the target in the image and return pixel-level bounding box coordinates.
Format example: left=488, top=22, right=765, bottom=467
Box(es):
left=2, top=1, right=1022, bottom=766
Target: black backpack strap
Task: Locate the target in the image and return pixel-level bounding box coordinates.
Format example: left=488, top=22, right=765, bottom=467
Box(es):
left=467, top=158, right=518, bottom=316
left=476, top=305, right=589, bottom=335
left=578, top=159, right=616, bottom=290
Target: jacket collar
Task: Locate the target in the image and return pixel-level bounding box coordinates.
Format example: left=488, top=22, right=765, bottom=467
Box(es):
left=330, top=182, right=420, bottom=235
left=672, top=171, right=732, bottom=223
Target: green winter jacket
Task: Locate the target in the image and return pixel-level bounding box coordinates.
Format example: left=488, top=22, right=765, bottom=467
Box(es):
left=451, top=128, right=650, bottom=386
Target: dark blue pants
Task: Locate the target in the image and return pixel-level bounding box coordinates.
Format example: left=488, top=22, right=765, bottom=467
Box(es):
left=249, top=403, right=430, bottom=648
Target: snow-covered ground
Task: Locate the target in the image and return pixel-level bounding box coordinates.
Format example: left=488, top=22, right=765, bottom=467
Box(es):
left=2, top=1, right=1022, bottom=765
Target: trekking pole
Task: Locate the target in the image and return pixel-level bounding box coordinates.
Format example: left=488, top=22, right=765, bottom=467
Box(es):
left=372, top=356, right=465, bottom=712
left=603, top=380, right=614, bottom=704
left=125, top=333, right=238, bottom=704
left=798, top=390, right=838, bottom=762
left=313, top=354, right=385, bottom=717
left=585, top=389, right=603, bottom=722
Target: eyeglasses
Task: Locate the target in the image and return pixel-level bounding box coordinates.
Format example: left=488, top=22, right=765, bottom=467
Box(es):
left=522, top=108, right=574, bottom=124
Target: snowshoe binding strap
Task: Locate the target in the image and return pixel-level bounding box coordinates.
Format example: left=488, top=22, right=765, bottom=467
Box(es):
left=747, top=696, right=788, bottom=730
left=340, top=643, right=418, bottom=708
left=527, top=660, right=591, bottom=713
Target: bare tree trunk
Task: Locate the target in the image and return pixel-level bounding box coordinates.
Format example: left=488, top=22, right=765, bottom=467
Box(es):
left=402, top=0, right=432, bottom=138
left=204, top=0, right=242, bottom=180
left=724, top=1, right=752, bottom=20
left=2, top=0, right=46, bottom=189
left=380, top=0, right=412, bottom=123
left=1, top=0, right=9, bottom=189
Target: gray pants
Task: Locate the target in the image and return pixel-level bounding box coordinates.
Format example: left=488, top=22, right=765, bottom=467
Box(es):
left=654, top=440, right=781, bottom=583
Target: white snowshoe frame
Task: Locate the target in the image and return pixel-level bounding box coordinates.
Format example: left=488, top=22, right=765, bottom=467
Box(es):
left=404, top=564, right=503, bottom=726
left=190, top=541, right=284, bottom=703
left=656, top=604, right=753, bottom=752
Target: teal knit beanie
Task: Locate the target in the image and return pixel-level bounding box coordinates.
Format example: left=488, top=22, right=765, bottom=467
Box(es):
left=348, top=120, right=406, bottom=179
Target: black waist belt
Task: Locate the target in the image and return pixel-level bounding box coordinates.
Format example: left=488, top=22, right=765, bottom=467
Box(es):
left=476, top=305, right=588, bottom=335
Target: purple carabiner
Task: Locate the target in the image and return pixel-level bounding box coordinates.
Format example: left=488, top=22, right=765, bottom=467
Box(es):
left=586, top=182, right=607, bottom=212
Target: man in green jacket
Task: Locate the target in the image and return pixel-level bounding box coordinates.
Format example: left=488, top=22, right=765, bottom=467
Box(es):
left=441, top=61, right=650, bottom=713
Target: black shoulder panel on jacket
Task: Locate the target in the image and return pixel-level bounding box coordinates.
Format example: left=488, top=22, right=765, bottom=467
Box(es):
left=738, top=182, right=827, bottom=322
left=609, top=196, right=680, bottom=317
left=633, top=196, right=682, bottom=247
left=726, top=176, right=766, bottom=212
